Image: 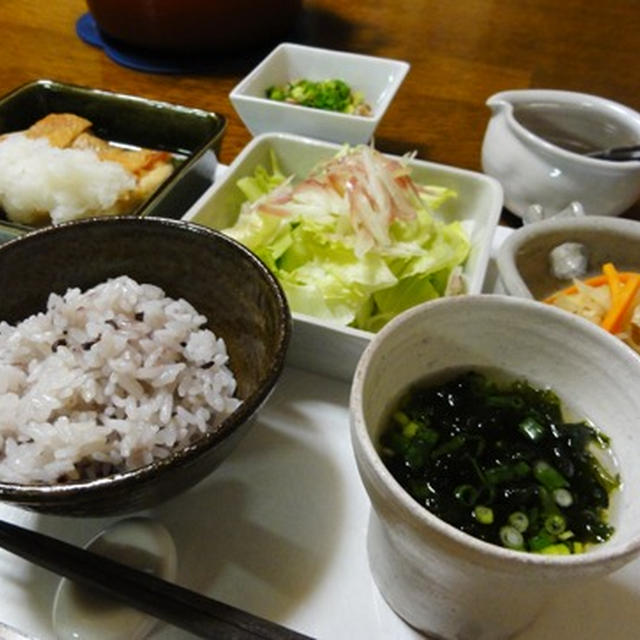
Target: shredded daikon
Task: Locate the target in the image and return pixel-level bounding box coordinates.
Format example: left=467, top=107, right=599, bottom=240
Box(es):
left=226, top=145, right=470, bottom=332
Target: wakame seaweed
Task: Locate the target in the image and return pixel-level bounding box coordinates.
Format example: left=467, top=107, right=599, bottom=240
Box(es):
left=379, top=371, right=620, bottom=554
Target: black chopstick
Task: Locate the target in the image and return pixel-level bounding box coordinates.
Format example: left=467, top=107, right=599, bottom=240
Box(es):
left=0, top=519, right=314, bottom=640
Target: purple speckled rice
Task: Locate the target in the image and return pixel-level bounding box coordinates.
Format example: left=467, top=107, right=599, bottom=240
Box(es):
left=0, top=276, right=241, bottom=484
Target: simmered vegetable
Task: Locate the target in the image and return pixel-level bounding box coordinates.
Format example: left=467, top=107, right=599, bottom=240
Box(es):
left=545, top=262, right=640, bottom=354
left=380, top=371, right=619, bottom=553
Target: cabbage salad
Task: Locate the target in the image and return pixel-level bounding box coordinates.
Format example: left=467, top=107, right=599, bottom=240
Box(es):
left=224, top=145, right=469, bottom=332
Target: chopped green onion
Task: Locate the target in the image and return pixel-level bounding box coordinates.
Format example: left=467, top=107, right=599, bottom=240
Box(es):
left=533, top=460, right=569, bottom=491
left=539, top=543, right=571, bottom=555
left=402, top=421, right=419, bottom=438
left=420, top=427, right=440, bottom=447
left=476, top=483, right=496, bottom=505
left=538, top=486, right=559, bottom=516
left=408, top=478, right=432, bottom=503
left=465, top=435, right=486, bottom=458
left=266, top=78, right=371, bottom=115
left=393, top=411, right=410, bottom=426
left=454, top=484, right=478, bottom=505
left=486, top=394, right=525, bottom=409
left=590, top=459, right=621, bottom=493
left=528, top=530, right=557, bottom=551
left=499, top=526, right=524, bottom=550
left=519, top=416, right=545, bottom=441
left=474, top=506, right=494, bottom=525
left=431, top=434, right=466, bottom=458
left=466, top=455, right=487, bottom=484
left=484, top=461, right=531, bottom=485
left=545, top=514, right=567, bottom=535
left=553, top=488, right=573, bottom=507
left=404, top=443, right=425, bottom=470
left=507, top=511, right=529, bottom=533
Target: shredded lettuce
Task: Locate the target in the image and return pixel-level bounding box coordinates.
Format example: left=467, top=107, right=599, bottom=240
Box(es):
left=224, top=146, right=469, bottom=332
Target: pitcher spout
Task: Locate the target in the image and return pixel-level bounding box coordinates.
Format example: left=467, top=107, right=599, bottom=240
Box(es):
left=485, top=96, right=510, bottom=115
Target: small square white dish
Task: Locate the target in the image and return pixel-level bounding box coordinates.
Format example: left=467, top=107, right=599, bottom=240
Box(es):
left=229, top=42, right=410, bottom=145
left=183, top=133, right=503, bottom=381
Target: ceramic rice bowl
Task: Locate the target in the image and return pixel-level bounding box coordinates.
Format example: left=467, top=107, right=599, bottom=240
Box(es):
left=0, top=217, right=290, bottom=516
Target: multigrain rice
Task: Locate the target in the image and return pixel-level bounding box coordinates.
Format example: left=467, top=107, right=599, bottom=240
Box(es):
left=0, top=276, right=241, bottom=484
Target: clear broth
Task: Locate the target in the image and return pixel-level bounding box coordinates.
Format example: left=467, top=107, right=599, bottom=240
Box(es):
left=513, top=103, right=637, bottom=155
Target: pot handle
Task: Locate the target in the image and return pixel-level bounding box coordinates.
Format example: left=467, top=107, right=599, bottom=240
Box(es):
left=522, top=201, right=585, bottom=225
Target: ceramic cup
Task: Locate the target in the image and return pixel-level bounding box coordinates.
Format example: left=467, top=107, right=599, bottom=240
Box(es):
left=481, top=89, right=640, bottom=219
left=350, top=295, right=640, bottom=640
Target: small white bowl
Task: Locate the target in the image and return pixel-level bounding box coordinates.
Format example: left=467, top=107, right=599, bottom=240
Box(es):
left=481, top=89, right=640, bottom=219
left=350, top=295, right=640, bottom=639
left=183, top=132, right=502, bottom=381
left=229, top=42, right=410, bottom=144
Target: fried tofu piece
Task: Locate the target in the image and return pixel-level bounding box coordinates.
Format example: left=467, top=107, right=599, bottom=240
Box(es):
left=98, top=145, right=171, bottom=176
left=72, top=132, right=171, bottom=176
left=71, top=131, right=111, bottom=153
left=25, top=113, right=92, bottom=148
left=2, top=112, right=174, bottom=222
left=113, top=161, right=174, bottom=213
left=72, top=132, right=174, bottom=210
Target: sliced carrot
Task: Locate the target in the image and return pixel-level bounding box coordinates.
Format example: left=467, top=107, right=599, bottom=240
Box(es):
left=602, top=262, right=621, bottom=306
left=601, top=275, right=640, bottom=333
left=543, top=275, right=606, bottom=303
left=543, top=271, right=639, bottom=304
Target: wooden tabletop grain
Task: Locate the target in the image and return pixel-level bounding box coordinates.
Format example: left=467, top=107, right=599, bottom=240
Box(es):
left=1, top=0, right=639, bottom=222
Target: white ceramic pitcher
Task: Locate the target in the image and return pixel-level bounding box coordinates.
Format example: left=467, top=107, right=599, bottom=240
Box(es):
left=481, top=89, right=640, bottom=219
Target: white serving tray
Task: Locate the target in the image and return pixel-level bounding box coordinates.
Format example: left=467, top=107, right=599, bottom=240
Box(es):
left=2, top=364, right=640, bottom=639
left=2, top=230, right=640, bottom=639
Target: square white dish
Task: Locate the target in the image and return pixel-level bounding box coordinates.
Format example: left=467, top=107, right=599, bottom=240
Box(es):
left=229, top=42, right=409, bottom=144
left=183, top=133, right=503, bottom=381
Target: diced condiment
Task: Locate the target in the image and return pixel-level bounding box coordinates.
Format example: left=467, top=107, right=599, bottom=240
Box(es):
left=266, top=78, right=372, bottom=116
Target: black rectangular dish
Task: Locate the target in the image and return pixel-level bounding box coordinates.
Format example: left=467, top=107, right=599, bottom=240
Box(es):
left=0, top=79, right=226, bottom=231
left=0, top=221, right=22, bottom=245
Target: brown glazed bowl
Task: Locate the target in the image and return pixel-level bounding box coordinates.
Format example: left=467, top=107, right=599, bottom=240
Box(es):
left=86, top=0, right=303, bottom=53
left=0, top=217, right=291, bottom=516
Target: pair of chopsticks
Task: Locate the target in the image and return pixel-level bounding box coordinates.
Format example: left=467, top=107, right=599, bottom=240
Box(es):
left=0, top=519, right=314, bottom=640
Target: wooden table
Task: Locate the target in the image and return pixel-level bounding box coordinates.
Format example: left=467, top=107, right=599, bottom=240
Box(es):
left=1, top=0, right=639, bottom=222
